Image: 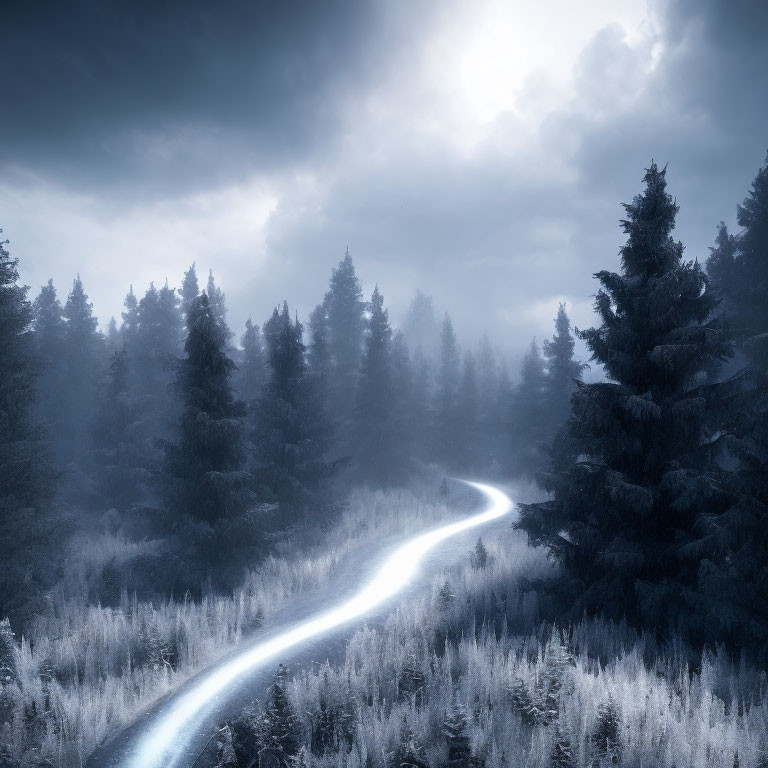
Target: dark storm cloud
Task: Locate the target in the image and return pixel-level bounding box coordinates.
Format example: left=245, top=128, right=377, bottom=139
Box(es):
left=1, top=0, right=419, bottom=191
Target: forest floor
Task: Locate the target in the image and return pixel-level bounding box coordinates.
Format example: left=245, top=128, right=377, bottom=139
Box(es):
left=2, top=480, right=529, bottom=767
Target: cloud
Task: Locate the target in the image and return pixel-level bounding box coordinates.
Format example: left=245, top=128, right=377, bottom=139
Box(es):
left=3, top=0, right=767, bottom=361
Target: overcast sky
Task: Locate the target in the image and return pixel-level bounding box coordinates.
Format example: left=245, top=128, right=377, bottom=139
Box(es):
left=2, top=0, right=766, bottom=366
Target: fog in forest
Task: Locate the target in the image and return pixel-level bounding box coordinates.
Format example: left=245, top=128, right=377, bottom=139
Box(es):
left=1, top=1, right=767, bottom=767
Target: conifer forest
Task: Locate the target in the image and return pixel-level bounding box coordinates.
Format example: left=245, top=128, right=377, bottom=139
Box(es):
left=1, top=2, right=767, bottom=766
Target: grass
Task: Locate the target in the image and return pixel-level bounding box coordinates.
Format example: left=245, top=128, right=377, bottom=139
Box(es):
left=0, top=486, right=465, bottom=768
left=213, top=523, right=768, bottom=768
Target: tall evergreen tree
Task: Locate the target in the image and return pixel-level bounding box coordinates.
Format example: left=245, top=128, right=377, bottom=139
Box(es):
left=207, top=269, right=232, bottom=342
left=105, top=316, right=121, bottom=353
left=236, top=317, right=266, bottom=407
left=702, top=155, right=768, bottom=657
left=391, top=331, right=415, bottom=469
left=517, top=163, right=733, bottom=643
left=0, top=233, right=58, bottom=625
left=32, top=279, right=66, bottom=444
left=409, top=346, right=432, bottom=464
left=434, top=314, right=461, bottom=467
left=476, top=335, right=502, bottom=469
left=164, top=293, right=256, bottom=574
left=180, top=262, right=200, bottom=326
left=543, top=303, right=585, bottom=430
left=307, top=303, right=332, bottom=411
left=402, top=290, right=439, bottom=359
left=324, top=250, right=365, bottom=431
left=59, top=275, right=104, bottom=463
left=254, top=303, right=337, bottom=520
left=353, top=287, right=405, bottom=486
left=457, top=350, right=479, bottom=469
left=509, top=339, right=548, bottom=474
left=121, top=285, right=139, bottom=350
left=91, top=349, right=143, bottom=511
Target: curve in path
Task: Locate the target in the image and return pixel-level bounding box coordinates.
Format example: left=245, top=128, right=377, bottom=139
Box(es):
left=128, top=480, right=513, bottom=768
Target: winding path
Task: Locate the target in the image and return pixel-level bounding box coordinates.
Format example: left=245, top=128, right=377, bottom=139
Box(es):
left=87, top=481, right=514, bottom=768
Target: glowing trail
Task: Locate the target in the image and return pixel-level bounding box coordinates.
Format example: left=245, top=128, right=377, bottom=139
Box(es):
left=129, top=481, right=513, bottom=768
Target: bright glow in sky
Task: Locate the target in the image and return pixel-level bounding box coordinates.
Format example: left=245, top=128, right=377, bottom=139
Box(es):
left=129, top=481, right=513, bottom=768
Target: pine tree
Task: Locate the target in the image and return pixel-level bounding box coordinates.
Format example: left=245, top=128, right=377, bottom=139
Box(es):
left=702, top=155, right=768, bottom=658
left=206, top=269, right=232, bottom=342
left=391, top=331, right=415, bottom=470
left=121, top=285, right=139, bottom=350
left=0, top=234, right=58, bottom=626
left=324, top=250, right=365, bottom=431
left=476, top=335, right=501, bottom=467
left=164, top=293, right=257, bottom=574
left=435, top=314, right=461, bottom=467
left=402, top=290, right=439, bottom=359
left=32, top=279, right=66, bottom=443
left=517, top=163, right=733, bottom=638
left=543, top=304, right=585, bottom=431
left=457, top=350, right=479, bottom=469
left=509, top=339, right=548, bottom=474
left=409, top=346, right=432, bottom=463
left=353, top=287, right=408, bottom=486
left=442, top=704, right=472, bottom=768
left=180, top=262, right=200, bottom=326
left=260, top=665, right=300, bottom=758
left=91, top=350, right=143, bottom=510
left=236, top=317, right=266, bottom=407
left=105, top=316, right=121, bottom=353
left=307, top=303, right=332, bottom=410
left=254, top=303, right=337, bottom=521
left=59, top=275, right=104, bottom=463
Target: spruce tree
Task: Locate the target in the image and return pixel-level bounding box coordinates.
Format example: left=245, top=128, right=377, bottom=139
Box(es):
left=702, top=155, right=768, bottom=657
left=353, top=287, right=404, bottom=486
left=236, top=317, right=266, bottom=407
left=543, top=304, right=585, bottom=431
left=457, top=350, right=479, bottom=469
left=32, top=279, right=66, bottom=444
left=60, top=275, right=104, bottom=463
left=163, top=293, right=256, bottom=574
left=260, top=665, right=300, bottom=758
left=0, top=234, right=58, bottom=625
left=391, top=331, right=415, bottom=471
left=409, top=346, right=432, bottom=464
left=207, top=269, right=233, bottom=343
left=105, top=316, right=121, bottom=353
left=180, top=262, right=200, bottom=326
left=91, top=350, right=143, bottom=511
left=121, top=285, right=139, bottom=350
left=434, top=314, right=461, bottom=467
left=254, top=303, right=336, bottom=520
left=517, top=163, right=732, bottom=639
left=402, top=290, right=439, bottom=359
left=509, top=339, right=548, bottom=475
left=324, top=250, right=365, bottom=431
left=307, top=303, right=332, bottom=410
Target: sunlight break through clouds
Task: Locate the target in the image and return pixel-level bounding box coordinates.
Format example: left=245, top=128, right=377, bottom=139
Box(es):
left=129, top=482, right=514, bottom=768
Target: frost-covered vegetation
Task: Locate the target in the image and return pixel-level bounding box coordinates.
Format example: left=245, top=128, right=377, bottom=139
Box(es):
left=209, top=531, right=768, bottom=768
left=0, top=488, right=458, bottom=767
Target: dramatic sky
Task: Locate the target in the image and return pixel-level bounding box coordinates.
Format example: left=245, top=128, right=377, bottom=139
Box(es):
left=2, top=0, right=766, bottom=367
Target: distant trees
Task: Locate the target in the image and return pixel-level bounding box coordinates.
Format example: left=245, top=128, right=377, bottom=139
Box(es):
left=324, top=250, right=365, bottom=435
left=517, top=163, right=733, bottom=642
left=0, top=233, right=58, bottom=626
left=543, top=303, right=585, bottom=429
left=254, top=303, right=336, bottom=521
left=703, top=153, right=768, bottom=657
left=434, top=315, right=461, bottom=467
left=509, top=339, right=548, bottom=474
left=353, top=287, right=406, bottom=486
left=163, top=293, right=257, bottom=577
left=235, top=317, right=266, bottom=407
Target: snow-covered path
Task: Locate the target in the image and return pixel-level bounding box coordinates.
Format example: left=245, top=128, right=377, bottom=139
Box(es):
left=87, top=481, right=514, bottom=768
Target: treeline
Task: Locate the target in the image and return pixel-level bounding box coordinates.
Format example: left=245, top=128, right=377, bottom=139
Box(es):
left=0, top=239, right=582, bottom=623
left=519, top=157, right=768, bottom=660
